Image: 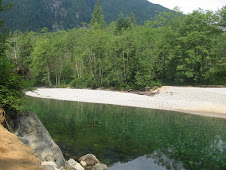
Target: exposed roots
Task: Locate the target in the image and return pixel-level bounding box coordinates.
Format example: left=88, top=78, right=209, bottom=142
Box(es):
left=0, top=108, right=13, bottom=132
left=0, top=109, right=4, bottom=124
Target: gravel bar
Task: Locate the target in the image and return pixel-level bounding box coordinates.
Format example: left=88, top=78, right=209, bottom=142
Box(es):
left=26, top=86, right=226, bottom=119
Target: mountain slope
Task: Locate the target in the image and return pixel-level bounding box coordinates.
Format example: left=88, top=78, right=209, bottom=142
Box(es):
left=1, top=0, right=169, bottom=32
left=101, top=0, right=168, bottom=25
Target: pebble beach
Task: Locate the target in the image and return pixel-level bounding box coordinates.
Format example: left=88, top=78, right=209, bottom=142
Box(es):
left=26, top=86, right=226, bottom=119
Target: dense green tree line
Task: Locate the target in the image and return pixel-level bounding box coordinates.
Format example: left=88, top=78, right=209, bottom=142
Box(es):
left=5, top=6, right=226, bottom=90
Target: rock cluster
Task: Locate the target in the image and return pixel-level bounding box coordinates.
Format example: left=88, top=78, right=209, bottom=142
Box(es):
left=14, top=112, right=108, bottom=170
left=41, top=154, right=108, bottom=170
left=66, top=154, right=108, bottom=170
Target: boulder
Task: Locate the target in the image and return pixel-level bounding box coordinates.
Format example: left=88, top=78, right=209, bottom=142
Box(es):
left=92, top=163, right=108, bottom=170
left=79, top=154, right=100, bottom=167
left=65, top=158, right=84, bottom=170
left=14, top=111, right=65, bottom=169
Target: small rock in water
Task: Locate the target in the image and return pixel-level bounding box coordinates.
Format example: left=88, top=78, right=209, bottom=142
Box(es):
left=80, top=161, right=87, bottom=167
left=66, top=158, right=85, bottom=170
left=79, top=154, right=100, bottom=166
left=93, top=163, right=109, bottom=170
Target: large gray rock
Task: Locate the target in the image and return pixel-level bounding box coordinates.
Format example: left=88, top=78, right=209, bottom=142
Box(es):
left=14, top=111, right=65, bottom=169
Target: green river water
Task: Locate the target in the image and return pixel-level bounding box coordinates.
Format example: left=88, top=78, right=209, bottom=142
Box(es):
left=25, top=97, right=226, bottom=170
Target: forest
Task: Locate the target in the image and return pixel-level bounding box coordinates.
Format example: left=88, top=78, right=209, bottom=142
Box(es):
left=6, top=5, right=226, bottom=89
left=1, top=0, right=226, bottom=116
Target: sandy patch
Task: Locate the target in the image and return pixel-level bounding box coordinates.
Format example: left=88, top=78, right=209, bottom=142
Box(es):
left=0, top=125, right=44, bottom=170
left=26, top=86, right=226, bottom=119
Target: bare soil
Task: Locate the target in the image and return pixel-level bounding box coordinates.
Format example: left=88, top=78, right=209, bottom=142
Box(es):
left=0, top=125, right=44, bottom=170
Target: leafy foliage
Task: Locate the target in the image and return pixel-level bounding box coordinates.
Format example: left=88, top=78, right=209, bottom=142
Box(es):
left=5, top=7, right=226, bottom=90
left=0, top=57, right=24, bottom=115
left=0, top=0, right=24, bottom=116
left=116, top=13, right=132, bottom=33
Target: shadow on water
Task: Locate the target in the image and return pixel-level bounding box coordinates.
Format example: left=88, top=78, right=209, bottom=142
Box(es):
left=24, top=97, right=226, bottom=170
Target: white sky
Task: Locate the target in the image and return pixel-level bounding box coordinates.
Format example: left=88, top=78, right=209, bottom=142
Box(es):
left=149, top=0, right=226, bottom=14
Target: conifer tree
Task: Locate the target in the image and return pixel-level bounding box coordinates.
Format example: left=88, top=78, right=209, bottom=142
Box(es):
left=130, top=11, right=136, bottom=26
left=116, top=12, right=131, bottom=33
left=90, top=0, right=106, bottom=28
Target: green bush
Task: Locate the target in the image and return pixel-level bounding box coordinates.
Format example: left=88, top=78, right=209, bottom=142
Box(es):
left=0, top=56, right=24, bottom=116
left=69, top=78, right=87, bottom=89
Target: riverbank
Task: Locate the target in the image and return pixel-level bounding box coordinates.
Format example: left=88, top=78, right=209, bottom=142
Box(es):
left=0, top=112, right=108, bottom=170
left=0, top=125, right=43, bottom=170
left=26, top=86, right=226, bottom=119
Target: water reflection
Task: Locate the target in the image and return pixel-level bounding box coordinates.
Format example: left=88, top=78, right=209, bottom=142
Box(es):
left=25, top=97, right=226, bottom=169
left=110, top=155, right=166, bottom=170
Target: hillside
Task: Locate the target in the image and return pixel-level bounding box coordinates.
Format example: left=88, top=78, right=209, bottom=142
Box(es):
left=1, top=0, right=169, bottom=32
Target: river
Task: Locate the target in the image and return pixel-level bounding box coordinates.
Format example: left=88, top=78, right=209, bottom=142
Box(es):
left=25, top=97, right=226, bottom=169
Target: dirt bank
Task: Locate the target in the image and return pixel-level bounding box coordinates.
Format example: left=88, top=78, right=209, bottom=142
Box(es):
left=0, top=125, right=44, bottom=170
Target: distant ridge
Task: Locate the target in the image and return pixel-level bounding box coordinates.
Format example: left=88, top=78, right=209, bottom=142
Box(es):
left=1, top=0, right=169, bottom=32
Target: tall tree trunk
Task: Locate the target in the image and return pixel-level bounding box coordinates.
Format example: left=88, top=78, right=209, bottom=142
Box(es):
left=58, top=75, right=61, bottom=86
left=98, top=56, right=102, bottom=86
left=75, top=62, right=79, bottom=78
left=56, top=74, right=58, bottom=86
left=46, top=63, right=52, bottom=87
left=13, top=37, right=19, bottom=65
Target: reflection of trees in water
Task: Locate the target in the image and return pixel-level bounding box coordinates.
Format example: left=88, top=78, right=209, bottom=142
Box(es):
left=209, top=135, right=225, bottom=153
left=148, top=149, right=185, bottom=170
left=25, top=97, right=226, bottom=169
left=149, top=135, right=226, bottom=170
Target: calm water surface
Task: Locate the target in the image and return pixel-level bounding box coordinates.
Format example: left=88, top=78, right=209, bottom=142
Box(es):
left=25, top=97, right=226, bottom=170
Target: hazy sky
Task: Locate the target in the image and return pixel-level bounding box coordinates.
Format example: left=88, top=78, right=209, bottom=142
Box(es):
left=149, top=0, right=226, bottom=14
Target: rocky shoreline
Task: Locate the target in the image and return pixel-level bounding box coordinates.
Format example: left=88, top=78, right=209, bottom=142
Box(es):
left=13, top=111, right=108, bottom=170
